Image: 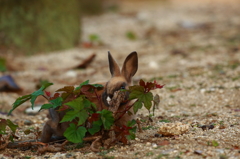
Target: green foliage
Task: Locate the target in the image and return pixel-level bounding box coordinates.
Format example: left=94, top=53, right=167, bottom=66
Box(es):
left=64, top=123, right=87, bottom=143
left=98, top=109, right=114, bottom=130
left=0, top=0, right=81, bottom=54
left=8, top=82, right=53, bottom=115
left=126, top=120, right=137, bottom=140
left=126, top=31, right=137, bottom=40
left=159, top=119, right=171, bottom=123
left=41, top=97, right=63, bottom=110
left=0, top=57, right=7, bottom=72
left=211, top=140, right=219, bottom=147
left=8, top=79, right=164, bottom=147
left=0, top=118, right=18, bottom=134
left=129, top=80, right=164, bottom=114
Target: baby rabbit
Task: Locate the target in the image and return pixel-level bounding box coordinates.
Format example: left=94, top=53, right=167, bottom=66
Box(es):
left=40, top=51, right=138, bottom=143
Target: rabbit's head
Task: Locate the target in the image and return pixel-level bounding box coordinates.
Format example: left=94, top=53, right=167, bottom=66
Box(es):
left=102, top=51, right=138, bottom=107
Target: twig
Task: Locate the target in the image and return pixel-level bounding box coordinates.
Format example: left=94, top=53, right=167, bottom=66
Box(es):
left=7, top=140, right=46, bottom=149
left=136, top=119, right=143, bottom=133
left=90, top=136, right=102, bottom=152
left=75, top=54, right=96, bottom=69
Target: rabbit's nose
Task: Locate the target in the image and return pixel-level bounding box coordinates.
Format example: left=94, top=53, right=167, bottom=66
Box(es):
left=106, top=96, right=112, bottom=105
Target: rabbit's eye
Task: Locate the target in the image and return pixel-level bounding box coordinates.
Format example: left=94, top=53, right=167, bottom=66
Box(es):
left=121, top=86, right=125, bottom=89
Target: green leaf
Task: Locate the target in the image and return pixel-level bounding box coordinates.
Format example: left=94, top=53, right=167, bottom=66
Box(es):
left=212, top=140, right=219, bottom=147
left=30, top=90, right=44, bottom=108
left=9, top=94, right=31, bottom=115
left=65, top=96, right=84, bottom=111
left=126, top=127, right=136, bottom=140
left=159, top=119, right=171, bottom=123
left=90, top=83, right=103, bottom=88
left=0, top=118, right=7, bottom=134
left=40, top=82, right=54, bottom=91
left=142, top=92, right=153, bottom=110
left=89, top=34, right=100, bottom=42
left=0, top=118, right=18, bottom=134
left=64, top=123, right=87, bottom=143
left=28, top=82, right=53, bottom=110
left=133, top=100, right=142, bottom=114
left=40, top=104, right=54, bottom=110
left=60, top=110, right=78, bottom=123
left=126, top=31, right=137, bottom=40
left=77, top=109, right=89, bottom=126
left=40, top=97, right=63, bottom=110
left=75, top=80, right=89, bottom=90
left=99, top=109, right=114, bottom=130
left=127, top=119, right=137, bottom=127
left=7, top=119, right=18, bottom=133
left=88, top=120, right=102, bottom=135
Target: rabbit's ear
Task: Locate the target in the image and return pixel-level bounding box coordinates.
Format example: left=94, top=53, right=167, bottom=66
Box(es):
left=108, top=51, right=121, bottom=77
left=121, top=51, right=138, bottom=83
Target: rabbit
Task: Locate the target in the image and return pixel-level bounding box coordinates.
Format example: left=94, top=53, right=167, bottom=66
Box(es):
left=40, top=51, right=138, bottom=143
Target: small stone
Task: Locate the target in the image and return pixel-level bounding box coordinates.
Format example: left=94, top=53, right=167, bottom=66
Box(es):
left=216, top=149, right=224, bottom=154
left=201, top=125, right=207, bottom=131
left=152, top=143, right=157, bottom=148
left=208, top=124, right=215, bottom=129
left=135, top=138, right=140, bottom=141
left=65, top=70, right=77, bottom=77
left=24, top=120, right=33, bottom=126
left=194, top=150, right=203, bottom=155
left=25, top=105, right=42, bottom=115
left=146, top=142, right=151, bottom=146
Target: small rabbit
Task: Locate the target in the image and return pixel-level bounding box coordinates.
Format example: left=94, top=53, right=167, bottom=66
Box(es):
left=40, top=51, right=138, bottom=143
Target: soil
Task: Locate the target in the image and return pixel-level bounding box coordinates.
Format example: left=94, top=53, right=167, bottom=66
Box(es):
left=1, top=0, right=240, bottom=158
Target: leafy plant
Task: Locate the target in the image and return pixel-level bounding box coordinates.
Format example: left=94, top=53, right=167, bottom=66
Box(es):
left=0, top=118, right=18, bottom=144
left=7, top=79, right=164, bottom=149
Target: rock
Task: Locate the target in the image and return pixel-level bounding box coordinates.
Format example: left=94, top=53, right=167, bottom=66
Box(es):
left=25, top=105, right=42, bottom=115
left=158, top=122, right=189, bottom=136
left=24, top=120, right=33, bottom=125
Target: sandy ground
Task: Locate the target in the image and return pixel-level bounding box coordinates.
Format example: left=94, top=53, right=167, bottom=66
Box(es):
left=0, top=0, right=240, bottom=158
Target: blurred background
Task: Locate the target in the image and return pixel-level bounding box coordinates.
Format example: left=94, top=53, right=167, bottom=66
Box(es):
left=0, top=0, right=240, bottom=112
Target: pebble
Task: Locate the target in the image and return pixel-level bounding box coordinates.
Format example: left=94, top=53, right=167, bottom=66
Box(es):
left=194, top=150, right=203, bottom=155
left=24, top=119, right=33, bottom=125
left=65, top=70, right=77, bottom=77
left=135, top=138, right=140, bottom=141
left=146, top=142, right=151, bottom=146
left=216, top=149, right=224, bottom=154
left=25, top=105, right=42, bottom=115
left=152, top=143, right=158, bottom=148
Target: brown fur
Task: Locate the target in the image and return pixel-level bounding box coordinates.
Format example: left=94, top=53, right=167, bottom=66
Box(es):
left=40, top=51, right=138, bottom=143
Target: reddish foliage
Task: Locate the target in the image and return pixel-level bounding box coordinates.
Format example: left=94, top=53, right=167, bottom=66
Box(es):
left=57, top=105, right=70, bottom=112
left=114, top=125, right=132, bottom=144
left=88, top=113, right=101, bottom=123
left=45, top=91, right=51, bottom=97
left=139, top=79, right=164, bottom=92
left=49, top=93, right=60, bottom=100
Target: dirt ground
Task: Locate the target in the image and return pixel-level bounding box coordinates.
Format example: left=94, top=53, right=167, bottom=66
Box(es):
left=1, top=0, right=240, bottom=158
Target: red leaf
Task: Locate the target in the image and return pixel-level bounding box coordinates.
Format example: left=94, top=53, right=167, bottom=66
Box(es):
left=81, top=85, right=95, bottom=95
left=120, top=135, right=128, bottom=144
left=139, top=79, right=146, bottom=87
left=45, top=91, right=51, bottom=97
left=88, top=113, right=100, bottom=123
left=139, top=79, right=164, bottom=92
left=154, top=80, right=164, bottom=89
left=58, top=105, right=70, bottom=111
left=50, top=92, right=60, bottom=100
